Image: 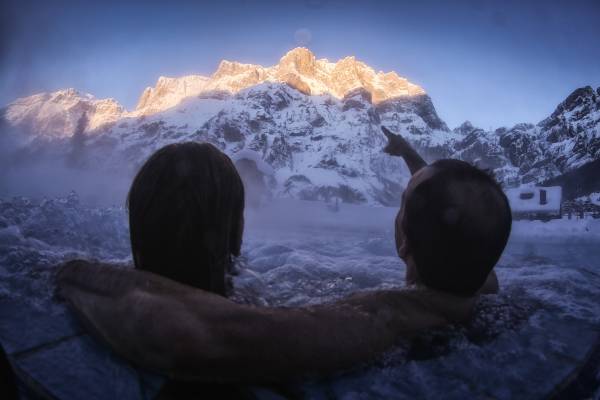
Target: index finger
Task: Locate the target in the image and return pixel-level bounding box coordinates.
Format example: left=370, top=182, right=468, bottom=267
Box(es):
left=381, top=126, right=393, bottom=139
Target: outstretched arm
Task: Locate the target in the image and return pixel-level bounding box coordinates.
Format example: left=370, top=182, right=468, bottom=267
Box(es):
left=57, top=260, right=474, bottom=383
left=381, top=126, right=427, bottom=175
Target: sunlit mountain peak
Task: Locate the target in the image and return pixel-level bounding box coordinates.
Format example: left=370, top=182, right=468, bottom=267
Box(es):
left=134, top=48, right=425, bottom=115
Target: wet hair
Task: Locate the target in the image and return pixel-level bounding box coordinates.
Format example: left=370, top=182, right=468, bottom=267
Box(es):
left=0, top=344, right=17, bottom=400
left=401, top=159, right=511, bottom=296
left=127, top=142, right=244, bottom=296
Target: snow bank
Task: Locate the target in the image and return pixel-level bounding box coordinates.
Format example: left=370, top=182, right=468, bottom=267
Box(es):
left=246, top=198, right=397, bottom=232
left=230, top=149, right=275, bottom=175
left=247, top=198, right=600, bottom=242
left=511, top=217, right=600, bottom=241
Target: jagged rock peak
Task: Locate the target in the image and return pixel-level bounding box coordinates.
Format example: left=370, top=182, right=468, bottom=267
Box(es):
left=4, top=49, right=430, bottom=139
left=454, top=121, right=477, bottom=134
left=133, top=48, right=426, bottom=114
left=135, top=75, right=210, bottom=113
left=538, top=85, right=600, bottom=130
left=278, top=47, right=317, bottom=75
left=342, top=87, right=373, bottom=103
left=554, top=86, right=597, bottom=112
left=274, top=48, right=426, bottom=102
left=213, top=60, right=264, bottom=79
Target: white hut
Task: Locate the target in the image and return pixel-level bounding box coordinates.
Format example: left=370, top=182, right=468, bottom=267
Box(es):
left=505, top=186, right=562, bottom=221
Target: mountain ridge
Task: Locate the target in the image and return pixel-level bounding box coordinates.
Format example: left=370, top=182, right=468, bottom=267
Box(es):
left=1, top=49, right=599, bottom=205
left=135, top=47, right=426, bottom=115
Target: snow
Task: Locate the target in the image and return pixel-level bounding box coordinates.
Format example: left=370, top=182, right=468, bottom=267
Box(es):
left=1, top=193, right=599, bottom=399
left=577, top=192, right=600, bottom=206
left=511, top=216, right=600, bottom=240
left=4, top=48, right=426, bottom=127
left=3, top=56, right=599, bottom=214
left=134, top=75, right=210, bottom=114
left=505, top=186, right=562, bottom=213
left=3, top=78, right=597, bottom=210
left=152, top=96, right=225, bottom=128
left=248, top=199, right=600, bottom=243
left=231, top=149, right=274, bottom=175
left=4, top=89, right=125, bottom=138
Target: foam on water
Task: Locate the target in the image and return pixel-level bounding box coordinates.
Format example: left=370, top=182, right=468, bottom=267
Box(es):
left=1, top=194, right=599, bottom=399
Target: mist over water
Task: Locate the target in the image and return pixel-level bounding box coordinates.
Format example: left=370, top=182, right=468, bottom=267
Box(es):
left=0, top=129, right=136, bottom=206
left=0, top=162, right=132, bottom=206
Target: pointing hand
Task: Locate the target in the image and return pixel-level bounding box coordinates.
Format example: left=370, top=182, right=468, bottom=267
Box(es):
left=381, top=126, right=427, bottom=175
left=381, top=126, right=413, bottom=157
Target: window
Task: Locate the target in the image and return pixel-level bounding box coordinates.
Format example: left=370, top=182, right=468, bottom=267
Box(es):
left=520, top=192, right=534, bottom=200
left=540, top=189, right=547, bottom=205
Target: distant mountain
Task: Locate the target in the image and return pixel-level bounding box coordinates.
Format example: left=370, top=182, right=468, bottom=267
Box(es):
left=446, top=86, right=600, bottom=187
left=543, top=158, right=600, bottom=200
left=1, top=48, right=599, bottom=204
left=2, top=47, right=426, bottom=140
left=3, top=89, right=124, bottom=139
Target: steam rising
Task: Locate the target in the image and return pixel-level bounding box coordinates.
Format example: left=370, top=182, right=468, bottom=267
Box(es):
left=0, top=162, right=133, bottom=206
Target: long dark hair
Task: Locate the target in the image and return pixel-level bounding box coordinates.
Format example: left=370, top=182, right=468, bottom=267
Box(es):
left=127, top=142, right=244, bottom=296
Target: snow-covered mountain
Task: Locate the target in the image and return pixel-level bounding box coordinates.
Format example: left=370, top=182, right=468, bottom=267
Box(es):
left=448, top=86, right=600, bottom=187
left=1, top=48, right=599, bottom=205
left=3, top=89, right=124, bottom=139
left=134, top=47, right=425, bottom=115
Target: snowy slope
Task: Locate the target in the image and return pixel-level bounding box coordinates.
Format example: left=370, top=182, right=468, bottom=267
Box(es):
left=2, top=89, right=124, bottom=139
left=449, top=86, right=600, bottom=187
left=95, top=83, right=433, bottom=205
left=0, top=85, right=463, bottom=205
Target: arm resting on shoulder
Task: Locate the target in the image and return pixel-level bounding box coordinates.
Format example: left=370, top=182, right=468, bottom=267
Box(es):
left=57, top=261, right=473, bottom=383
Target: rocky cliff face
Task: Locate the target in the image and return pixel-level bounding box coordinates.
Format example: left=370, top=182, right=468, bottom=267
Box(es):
left=135, top=75, right=210, bottom=114
left=1, top=49, right=599, bottom=204
left=447, top=86, right=600, bottom=186
left=538, top=86, right=600, bottom=170
left=102, top=83, right=431, bottom=205
left=133, top=47, right=426, bottom=115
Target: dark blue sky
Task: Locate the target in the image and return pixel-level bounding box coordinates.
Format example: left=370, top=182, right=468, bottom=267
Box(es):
left=1, top=0, right=599, bottom=128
